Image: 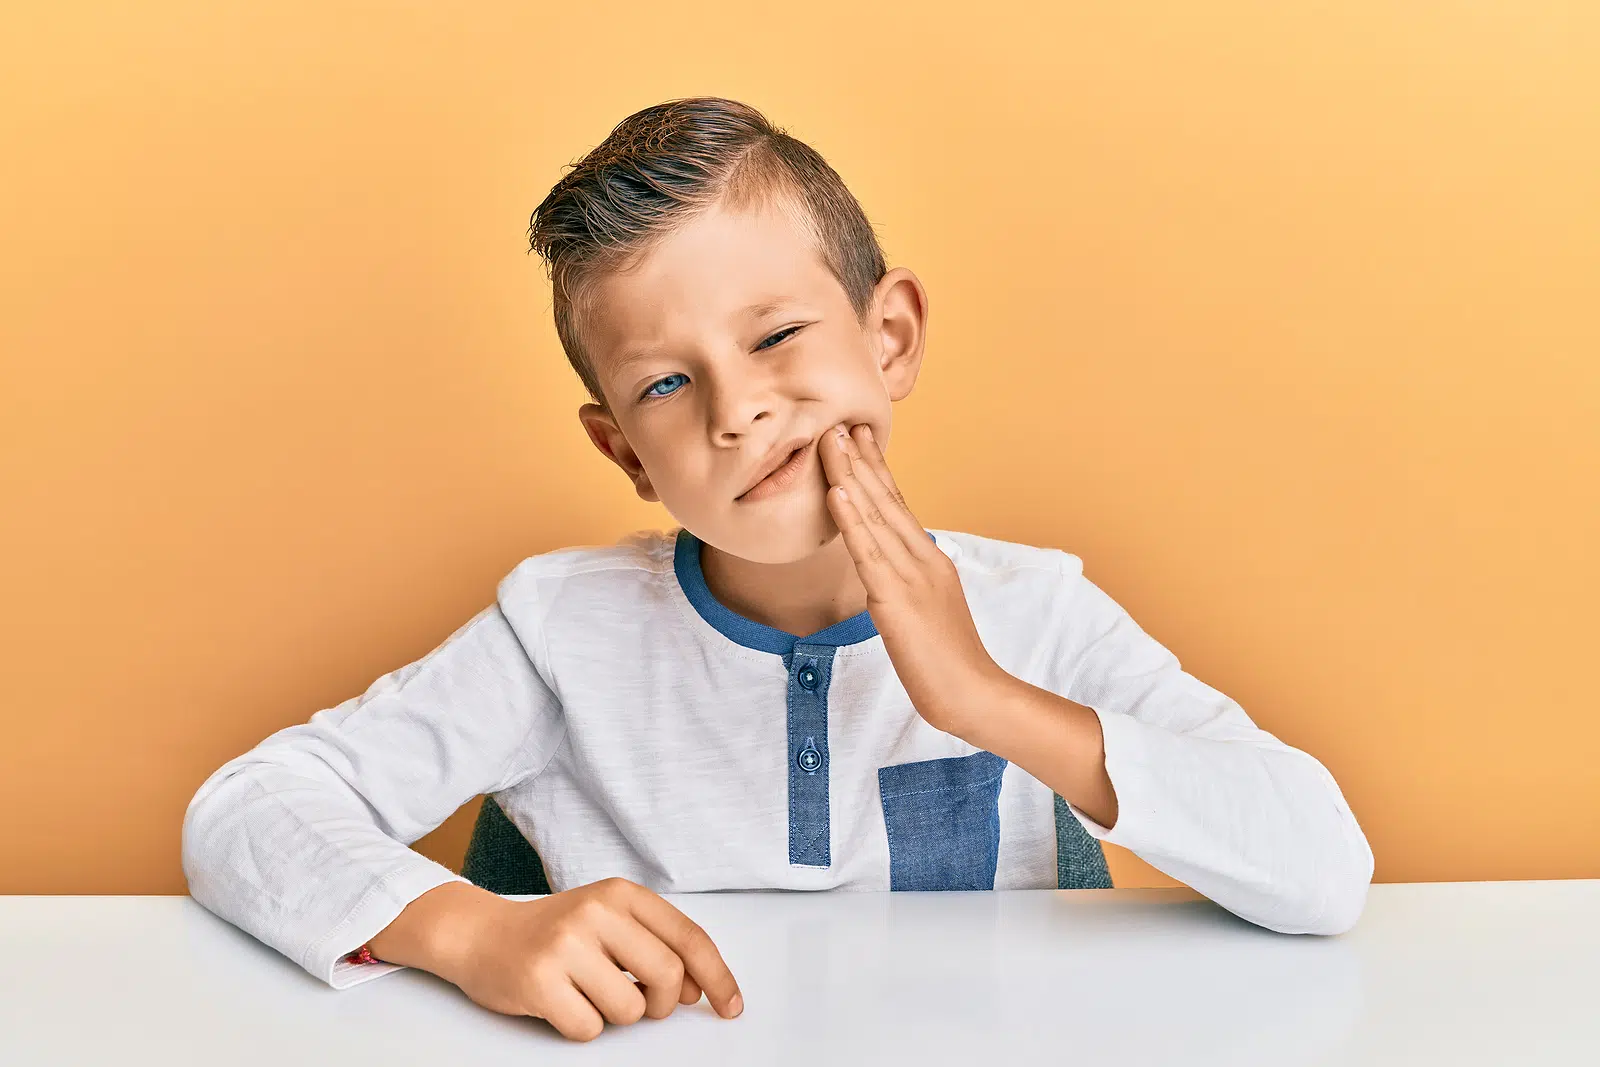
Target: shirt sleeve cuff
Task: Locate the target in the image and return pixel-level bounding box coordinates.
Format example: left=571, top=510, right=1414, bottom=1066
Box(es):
left=1059, top=705, right=1169, bottom=848
left=305, top=859, right=473, bottom=990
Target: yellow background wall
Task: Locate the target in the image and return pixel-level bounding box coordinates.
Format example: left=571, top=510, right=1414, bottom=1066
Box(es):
left=2, top=3, right=1595, bottom=894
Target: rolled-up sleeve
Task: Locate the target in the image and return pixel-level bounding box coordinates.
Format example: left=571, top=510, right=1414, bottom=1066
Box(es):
left=1053, top=562, right=1374, bottom=935
left=181, top=599, right=566, bottom=987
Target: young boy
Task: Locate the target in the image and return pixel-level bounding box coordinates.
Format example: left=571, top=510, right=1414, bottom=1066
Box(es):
left=182, top=96, right=1373, bottom=1042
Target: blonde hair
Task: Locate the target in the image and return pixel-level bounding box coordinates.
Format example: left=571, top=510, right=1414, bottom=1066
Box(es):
left=527, top=97, right=888, bottom=410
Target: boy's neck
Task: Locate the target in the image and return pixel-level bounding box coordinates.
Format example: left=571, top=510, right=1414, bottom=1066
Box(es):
left=697, top=533, right=868, bottom=640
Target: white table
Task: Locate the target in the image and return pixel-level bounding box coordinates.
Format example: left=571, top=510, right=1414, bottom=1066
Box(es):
left=2, top=881, right=1595, bottom=1065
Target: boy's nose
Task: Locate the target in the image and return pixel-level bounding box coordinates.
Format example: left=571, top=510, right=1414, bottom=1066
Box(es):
left=711, top=392, right=782, bottom=444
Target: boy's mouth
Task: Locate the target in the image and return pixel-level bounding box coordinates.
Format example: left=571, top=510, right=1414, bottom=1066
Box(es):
left=735, top=437, right=815, bottom=503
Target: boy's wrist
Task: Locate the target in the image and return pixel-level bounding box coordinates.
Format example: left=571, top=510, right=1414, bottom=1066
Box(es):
left=951, top=668, right=1033, bottom=751
left=368, top=879, right=502, bottom=982
left=428, top=881, right=506, bottom=980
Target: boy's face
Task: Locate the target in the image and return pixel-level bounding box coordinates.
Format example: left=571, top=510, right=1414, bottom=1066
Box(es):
left=577, top=196, right=928, bottom=565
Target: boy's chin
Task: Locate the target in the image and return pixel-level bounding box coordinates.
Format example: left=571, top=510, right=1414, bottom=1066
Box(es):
left=709, top=497, right=843, bottom=563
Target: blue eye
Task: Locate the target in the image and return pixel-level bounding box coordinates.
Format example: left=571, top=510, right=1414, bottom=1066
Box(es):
left=642, top=373, right=688, bottom=400
left=757, top=325, right=801, bottom=350
left=639, top=327, right=803, bottom=402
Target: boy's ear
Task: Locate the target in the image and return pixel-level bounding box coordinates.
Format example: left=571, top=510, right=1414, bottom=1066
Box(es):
left=872, top=267, right=929, bottom=402
left=578, top=404, right=660, bottom=503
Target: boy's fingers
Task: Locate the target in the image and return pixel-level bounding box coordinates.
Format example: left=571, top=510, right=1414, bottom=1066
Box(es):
left=848, top=424, right=903, bottom=498
left=820, top=435, right=898, bottom=572
left=598, top=915, right=690, bottom=1020
left=839, top=426, right=927, bottom=556
left=829, top=485, right=894, bottom=593
left=849, top=425, right=938, bottom=561
left=633, top=975, right=701, bottom=1013
left=624, top=888, right=743, bottom=1019
left=822, top=428, right=917, bottom=576
left=536, top=979, right=606, bottom=1042
left=568, top=951, right=648, bottom=1026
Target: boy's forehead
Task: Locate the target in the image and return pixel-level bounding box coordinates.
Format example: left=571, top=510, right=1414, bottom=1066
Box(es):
left=584, top=200, right=836, bottom=367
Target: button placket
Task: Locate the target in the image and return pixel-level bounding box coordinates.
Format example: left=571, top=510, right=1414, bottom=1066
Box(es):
left=787, top=644, right=835, bottom=867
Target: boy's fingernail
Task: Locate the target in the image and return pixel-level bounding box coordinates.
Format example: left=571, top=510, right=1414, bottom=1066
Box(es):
left=834, top=424, right=847, bottom=438
left=728, top=992, right=744, bottom=1017
left=862, top=425, right=873, bottom=440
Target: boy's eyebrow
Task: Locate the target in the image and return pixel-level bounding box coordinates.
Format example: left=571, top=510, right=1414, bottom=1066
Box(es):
left=740, top=299, right=793, bottom=319
left=611, top=299, right=802, bottom=375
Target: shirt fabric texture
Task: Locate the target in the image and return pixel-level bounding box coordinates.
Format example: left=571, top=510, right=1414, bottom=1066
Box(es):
left=181, top=526, right=1375, bottom=989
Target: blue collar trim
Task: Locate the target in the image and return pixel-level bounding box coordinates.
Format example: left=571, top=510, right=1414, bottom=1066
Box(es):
left=672, top=527, right=936, bottom=654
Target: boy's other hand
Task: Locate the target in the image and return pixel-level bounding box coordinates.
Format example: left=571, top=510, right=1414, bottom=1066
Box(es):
left=820, top=422, right=1005, bottom=738
left=387, top=877, right=743, bottom=1042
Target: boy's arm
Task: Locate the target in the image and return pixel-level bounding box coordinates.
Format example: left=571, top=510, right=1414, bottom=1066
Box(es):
left=815, top=423, right=1369, bottom=932
left=967, top=563, right=1373, bottom=936
left=181, top=599, right=566, bottom=988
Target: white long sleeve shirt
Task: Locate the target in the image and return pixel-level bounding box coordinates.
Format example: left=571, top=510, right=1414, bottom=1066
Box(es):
left=182, top=526, right=1374, bottom=989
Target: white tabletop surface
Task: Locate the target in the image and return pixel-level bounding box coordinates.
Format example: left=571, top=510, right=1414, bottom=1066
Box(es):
left=1, top=881, right=1595, bottom=1065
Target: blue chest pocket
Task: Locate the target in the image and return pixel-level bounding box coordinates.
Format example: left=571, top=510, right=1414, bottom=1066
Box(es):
left=878, top=750, right=1007, bottom=891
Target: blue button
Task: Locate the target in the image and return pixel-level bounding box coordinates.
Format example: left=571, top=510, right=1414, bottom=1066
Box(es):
left=796, top=738, right=823, bottom=774
left=798, top=664, right=819, bottom=690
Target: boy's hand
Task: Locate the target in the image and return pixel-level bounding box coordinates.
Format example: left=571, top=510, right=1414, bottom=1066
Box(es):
left=819, top=421, right=1005, bottom=737
left=406, top=877, right=743, bottom=1042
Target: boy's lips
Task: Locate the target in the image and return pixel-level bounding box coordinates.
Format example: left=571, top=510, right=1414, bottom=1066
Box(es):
left=736, top=435, right=815, bottom=502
